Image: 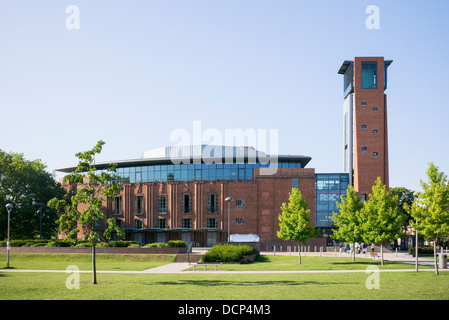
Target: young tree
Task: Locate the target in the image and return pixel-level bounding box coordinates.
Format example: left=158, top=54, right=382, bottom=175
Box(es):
left=407, top=162, right=449, bottom=275
left=360, top=177, right=406, bottom=266
left=331, top=186, right=365, bottom=262
left=48, top=140, right=124, bottom=284
left=277, top=188, right=318, bottom=264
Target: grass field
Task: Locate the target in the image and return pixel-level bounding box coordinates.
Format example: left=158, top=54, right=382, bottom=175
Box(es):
left=0, top=252, right=175, bottom=271
left=0, top=253, right=447, bottom=301
left=1, top=271, right=448, bottom=300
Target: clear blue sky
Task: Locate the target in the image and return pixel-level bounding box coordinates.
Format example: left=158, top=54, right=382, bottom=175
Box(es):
left=1, top=0, right=448, bottom=192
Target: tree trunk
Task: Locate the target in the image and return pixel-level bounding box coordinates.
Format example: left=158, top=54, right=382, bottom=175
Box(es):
left=434, top=240, right=439, bottom=276
left=92, top=244, right=97, bottom=284
left=298, top=243, right=302, bottom=264
left=380, top=243, right=384, bottom=266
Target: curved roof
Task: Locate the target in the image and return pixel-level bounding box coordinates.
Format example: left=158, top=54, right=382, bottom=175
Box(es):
left=56, top=145, right=312, bottom=173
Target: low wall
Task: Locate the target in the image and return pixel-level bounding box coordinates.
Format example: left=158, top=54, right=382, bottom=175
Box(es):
left=0, top=247, right=187, bottom=254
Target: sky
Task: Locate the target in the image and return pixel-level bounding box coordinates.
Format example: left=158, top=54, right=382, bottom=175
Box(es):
left=0, top=0, right=448, bottom=192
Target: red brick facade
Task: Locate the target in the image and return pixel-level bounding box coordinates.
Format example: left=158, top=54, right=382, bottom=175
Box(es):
left=353, top=57, right=389, bottom=197
left=67, top=168, right=316, bottom=247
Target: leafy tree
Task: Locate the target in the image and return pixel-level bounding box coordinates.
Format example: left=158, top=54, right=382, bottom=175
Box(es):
left=407, top=162, right=449, bottom=275
left=0, top=150, right=65, bottom=240
left=360, top=177, right=407, bottom=266
left=332, top=186, right=365, bottom=262
left=48, top=140, right=124, bottom=284
left=388, top=187, right=416, bottom=227
left=277, top=188, right=318, bottom=264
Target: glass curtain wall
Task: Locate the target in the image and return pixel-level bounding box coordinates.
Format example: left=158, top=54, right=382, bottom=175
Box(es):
left=105, top=161, right=302, bottom=184
left=315, top=174, right=349, bottom=228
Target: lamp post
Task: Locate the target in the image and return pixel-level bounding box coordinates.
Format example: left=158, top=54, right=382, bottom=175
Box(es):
left=33, top=202, right=45, bottom=239
left=5, top=204, right=13, bottom=268
left=225, top=197, right=234, bottom=243
left=413, top=191, right=420, bottom=272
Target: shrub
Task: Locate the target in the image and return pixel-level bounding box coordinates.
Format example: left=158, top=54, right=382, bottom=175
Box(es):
left=409, top=247, right=436, bottom=256
left=108, top=241, right=138, bottom=247
left=145, top=242, right=168, bottom=248
left=168, top=240, right=187, bottom=247
left=96, top=242, right=110, bottom=247
left=202, top=244, right=255, bottom=263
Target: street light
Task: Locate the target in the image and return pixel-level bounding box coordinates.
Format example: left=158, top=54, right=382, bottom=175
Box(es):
left=33, top=202, right=45, bottom=239
left=225, top=197, right=234, bottom=243
left=5, top=204, right=13, bottom=268
left=413, top=191, right=420, bottom=272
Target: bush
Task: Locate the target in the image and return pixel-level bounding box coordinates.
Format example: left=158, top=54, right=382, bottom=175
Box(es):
left=96, top=242, right=110, bottom=247
left=409, top=247, right=436, bottom=256
left=108, top=241, right=138, bottom=247
left=145, top=242, right=168, bottom=248
left=168, top=240, right=187, bottom=247
left=202, top=244, right=255, bottom=263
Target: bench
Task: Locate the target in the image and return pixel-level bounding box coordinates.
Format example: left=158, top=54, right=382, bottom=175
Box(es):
left=370, top=252, right=380, bottom=260
left=193, top=263, right=222, bottom=271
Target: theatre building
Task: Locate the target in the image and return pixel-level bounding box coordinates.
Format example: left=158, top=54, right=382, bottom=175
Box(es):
left=56, top=56, right=391, bottom=247
left=58, top=145, right=331, bottom=248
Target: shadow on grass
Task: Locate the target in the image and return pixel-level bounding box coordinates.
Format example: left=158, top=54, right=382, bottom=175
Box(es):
left=149, top=279, right=358, bottom=287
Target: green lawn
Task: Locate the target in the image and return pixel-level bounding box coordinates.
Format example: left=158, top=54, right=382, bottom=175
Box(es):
left=0, top=253, right=175, bottom=271
left=0, top=252, right=446, bottom=301
left=1, top=271, right=448, bottom=300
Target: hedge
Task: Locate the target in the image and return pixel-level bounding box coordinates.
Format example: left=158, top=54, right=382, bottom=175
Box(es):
left=0, top=239, right=137, bottom=248
left=168, top=240, right=187, bottom=247
left=0, top=239, right=186, bottom=248
left=202, top=244, right=255, bottom=263
left=408, top=247, right=439, bottom=256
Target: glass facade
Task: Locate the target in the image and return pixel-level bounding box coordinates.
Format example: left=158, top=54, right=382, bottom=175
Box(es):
left=361, top=61, right=377, bottom=89
left=106, top=160, right=302, bottom=184
left=315, top=173, right=349, bottom=228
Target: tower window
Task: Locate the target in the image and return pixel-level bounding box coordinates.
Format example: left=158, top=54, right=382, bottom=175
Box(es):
left=373, top=130, right=378, bottom=134
left=362, top=125, right=367, bottom=129
left=361, top=102, right=367, bottom=106
left=372, top=107, right=378, bottom=112
left=373, top=152, right=379, bottom=158
left=362, top=147, right=367, bottom=153
left=361, top=61, right=377, bottom=89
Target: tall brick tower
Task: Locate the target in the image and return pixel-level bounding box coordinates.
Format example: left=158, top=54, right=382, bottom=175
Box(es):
left=339, top=57, right=392, bottom=199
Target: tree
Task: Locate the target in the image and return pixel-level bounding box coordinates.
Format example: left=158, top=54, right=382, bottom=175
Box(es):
left=407, top=162, right=449, bottom=275
left=331, top=186, right=365, bottom=262
left=277, top=188, right=318, bottom=264
left=388, top=187, right=416, bottom=227
left=0, top=149, right=65, bottom=240
left=48, top=140, right=124, bottom=284
left=360, top=177, right=407, bottom=266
